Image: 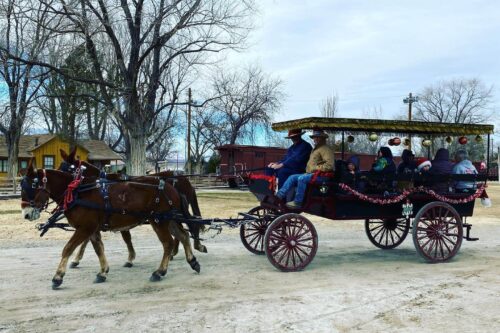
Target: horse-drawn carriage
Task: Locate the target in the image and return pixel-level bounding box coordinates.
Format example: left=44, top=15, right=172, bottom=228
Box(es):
left=20, top=116, right=493, bottom=288
left=238, top=117, right=494, bottom=271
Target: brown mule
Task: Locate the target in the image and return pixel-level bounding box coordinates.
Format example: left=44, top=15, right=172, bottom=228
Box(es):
left=59, top=149, right=206, bottom=269
left=21, top=161, right=200, bottom=289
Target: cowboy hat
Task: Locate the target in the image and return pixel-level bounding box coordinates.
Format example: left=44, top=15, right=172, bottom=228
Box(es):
left=285, top=128, right=305, bottom=139
left=309, top=129, right=329, bottom=138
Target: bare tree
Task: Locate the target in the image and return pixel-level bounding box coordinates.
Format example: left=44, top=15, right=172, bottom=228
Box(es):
left=210, top=65, right=283, bottom=145
left=320, top=91, right=338, bottom=118
left=413, top=78, right=493, bottom=124
left=0, top=0, right=255, bottom=175
left=0, top=0, right=54, bottom=179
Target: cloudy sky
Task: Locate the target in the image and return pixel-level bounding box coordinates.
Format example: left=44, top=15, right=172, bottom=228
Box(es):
left=230, top=0, right=500, bottom=125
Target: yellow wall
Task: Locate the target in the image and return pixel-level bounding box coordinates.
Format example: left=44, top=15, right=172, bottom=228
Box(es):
left=31, top=137, right=89, bottom=169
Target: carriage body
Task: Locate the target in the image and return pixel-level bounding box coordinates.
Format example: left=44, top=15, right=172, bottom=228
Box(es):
left=240, top=117, right=493, bottom=271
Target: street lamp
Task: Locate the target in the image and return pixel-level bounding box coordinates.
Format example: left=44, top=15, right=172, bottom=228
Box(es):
left=403, top=92, right=419, bottom=149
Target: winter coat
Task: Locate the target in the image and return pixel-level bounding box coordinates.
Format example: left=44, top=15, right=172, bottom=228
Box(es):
left=430, top=148, right=454, bottom=175
left=372, top=147, right=396, bottom=174
left=452, top=159, right=478, bottom=190
left=280, top=139, right=312, bottom=173
left=306, top=143, right=334, bottom=173
left=397, top=149, right=417, bottom=174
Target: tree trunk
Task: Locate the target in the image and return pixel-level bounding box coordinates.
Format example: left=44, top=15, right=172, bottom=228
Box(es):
left=6, top=132, right=20, bottom=193
left=127, top=128, right=147, bottom=176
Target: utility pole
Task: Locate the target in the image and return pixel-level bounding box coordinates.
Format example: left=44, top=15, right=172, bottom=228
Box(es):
left=497, top=146, right=499, bottom=183
left=403, top=93, right=419, bottom=150
left=187, top=88, right=192, bottom=175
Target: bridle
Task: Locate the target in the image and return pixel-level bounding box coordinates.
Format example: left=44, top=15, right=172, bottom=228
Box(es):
left=21, top=169, right=51, bottom=211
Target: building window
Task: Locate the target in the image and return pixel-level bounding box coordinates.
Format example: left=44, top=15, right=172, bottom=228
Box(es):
left=43, top=155, right=55, bottom=169
left=0, top=159, right=7, bottom=172
left=20, top=160, right=28, bottom=169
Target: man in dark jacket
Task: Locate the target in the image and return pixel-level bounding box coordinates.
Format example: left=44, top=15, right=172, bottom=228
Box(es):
left=429, top=148, right=454, bottom=193
left=266, top=128, right=312, bottom=188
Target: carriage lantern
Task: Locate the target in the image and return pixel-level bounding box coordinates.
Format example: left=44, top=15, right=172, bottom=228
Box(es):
left=368, top=132, right=378, bottom=141
left=458, top=136, right=468, bottom=145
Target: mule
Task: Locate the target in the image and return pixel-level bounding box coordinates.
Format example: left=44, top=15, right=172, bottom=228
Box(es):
left=21, top=161, right=200, bottom=289
left=59, top=149, right=206, bottom=269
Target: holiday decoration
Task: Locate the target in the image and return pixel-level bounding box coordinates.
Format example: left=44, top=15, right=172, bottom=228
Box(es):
left=368, top=132, right=378, bottom=141
left=422, top=139, right=432, bottom=147
left=338, top=183, right=486, bottom=205
left=445, top=136, right=452, bottom=144
left=347, top=135, right=355, bottom=143
left=403, top=138, right=411, bottom=146
left=392, top=137, right=401, bottom=146
left=475, top=135, right=483, bottom=143
left=388, top=139, right=394, bottom=146
left=458, top=136, right=468, bottom=145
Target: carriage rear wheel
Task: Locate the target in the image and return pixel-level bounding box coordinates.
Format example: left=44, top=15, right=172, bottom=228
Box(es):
left=240, top=206, right=277, bottom=255
left=412, top=202, right=463, bottom=263
left=264, top=213, right=318, bottom=272
left=365, top=218, right=410, bottom=249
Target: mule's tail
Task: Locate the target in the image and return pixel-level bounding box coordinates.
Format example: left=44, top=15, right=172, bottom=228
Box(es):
left=189, top=189, right=205, bottom=232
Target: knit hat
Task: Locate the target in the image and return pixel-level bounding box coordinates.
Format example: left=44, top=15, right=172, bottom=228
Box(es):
left=416, top=158, right=432, bottom=171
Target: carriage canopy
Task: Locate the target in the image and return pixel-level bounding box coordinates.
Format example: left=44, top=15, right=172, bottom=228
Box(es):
left=271, top=117, right=494, bottom=135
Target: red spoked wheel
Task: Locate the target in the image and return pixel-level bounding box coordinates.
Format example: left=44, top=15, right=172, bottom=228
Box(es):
left=365, top=218, right=410, bottom=249
left=412, top=202, right=463, bottom=263
left=240, top=206, right=278, bottom=255
left=264, top=213, right=318, bottom=272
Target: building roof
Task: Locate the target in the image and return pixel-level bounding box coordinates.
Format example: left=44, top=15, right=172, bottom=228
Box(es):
left=272, top=117, right=494, bottom=135
left=77, top=140, right=122, bottom=161
left=0, top=134, right=56, bottom=158
left=0, top=134, right=121, bottom=160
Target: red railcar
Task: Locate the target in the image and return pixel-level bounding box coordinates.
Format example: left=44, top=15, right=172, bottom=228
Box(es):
left=216, top=144, right=287, bottom=187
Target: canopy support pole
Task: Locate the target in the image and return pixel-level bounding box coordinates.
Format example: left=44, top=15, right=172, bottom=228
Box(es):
left=486, top=133, right=490, bottom=180
left=341, top=131, right=345, bottom=160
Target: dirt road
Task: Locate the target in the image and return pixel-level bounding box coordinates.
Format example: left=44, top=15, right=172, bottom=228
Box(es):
left=1, top=187, right=500, bottom=332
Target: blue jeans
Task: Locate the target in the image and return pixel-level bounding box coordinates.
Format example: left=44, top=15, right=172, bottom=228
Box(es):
left=277, top=173, right=327, bottom=204
left=265, top=167, right=302, bottom=189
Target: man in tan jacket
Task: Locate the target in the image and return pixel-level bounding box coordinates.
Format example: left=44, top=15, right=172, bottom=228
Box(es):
left=276, top=129, right=334, bottom=208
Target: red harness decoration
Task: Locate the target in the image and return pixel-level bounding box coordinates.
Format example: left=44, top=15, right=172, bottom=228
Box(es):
left=310, top=170, right=334, bottom=183
left=63, top=161, right=83, bottom=211
left=249, top=173, right=276, bottom=190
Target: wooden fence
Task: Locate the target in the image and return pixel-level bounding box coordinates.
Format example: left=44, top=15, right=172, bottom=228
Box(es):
left=0, top=177, right=21, bottom=196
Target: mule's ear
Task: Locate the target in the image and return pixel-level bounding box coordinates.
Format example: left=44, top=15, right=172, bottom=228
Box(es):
left=27, top=158, right=36, bottom=177
left=68, top=147, right=77, bottom=162
left=60, top=148, right=68, bottom=160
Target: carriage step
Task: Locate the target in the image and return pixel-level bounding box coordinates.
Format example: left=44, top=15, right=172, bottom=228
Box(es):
left=463, top=223, right=478, bottom=241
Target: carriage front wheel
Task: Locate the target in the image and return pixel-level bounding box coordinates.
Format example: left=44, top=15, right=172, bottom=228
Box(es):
left=240, top=206, right=278, bottom=255
left=264, top=213, right=318, bottom=272
left=365, top=218, right=410, bottom=249
left=412, top=202, right=463, bottom=263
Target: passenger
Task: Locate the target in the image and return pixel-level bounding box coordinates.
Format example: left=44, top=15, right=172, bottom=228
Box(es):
left=397, top=149, right=417, bottom=174
left=414, top=158, right=432, bottom=187
left=266, top=128, right=312, bottom=188
left=371, top=147, right=396, bottom=174
left=452, top=149, right=478, bottom=193
left=276, top=129, right=334, bottom=208
left=429, top=148, right=454, bottom=192
left=341, top=155, right=360, bottom=189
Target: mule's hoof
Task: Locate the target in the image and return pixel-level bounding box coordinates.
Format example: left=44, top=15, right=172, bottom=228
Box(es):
left=70, top=262, right=79, bottom=268
left=123, top=262, right=133, bottom=268
left=94, top=274, right=107, bottom=283
left=52, top=278, right=63, bottom=289
left=150, top=272, right=162, bottom=282
left=189, top=257, right=201, bottom=273
left=197, top=245, right=208, bottom=253
left=160, top=270, right=167, bottom=277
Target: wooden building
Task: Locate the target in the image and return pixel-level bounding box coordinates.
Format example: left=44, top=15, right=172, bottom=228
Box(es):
left=0, top=134, right=122, bottom=176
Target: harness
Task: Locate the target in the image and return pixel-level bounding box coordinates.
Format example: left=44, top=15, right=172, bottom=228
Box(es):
left=21, top=169, right=51, bottom=211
